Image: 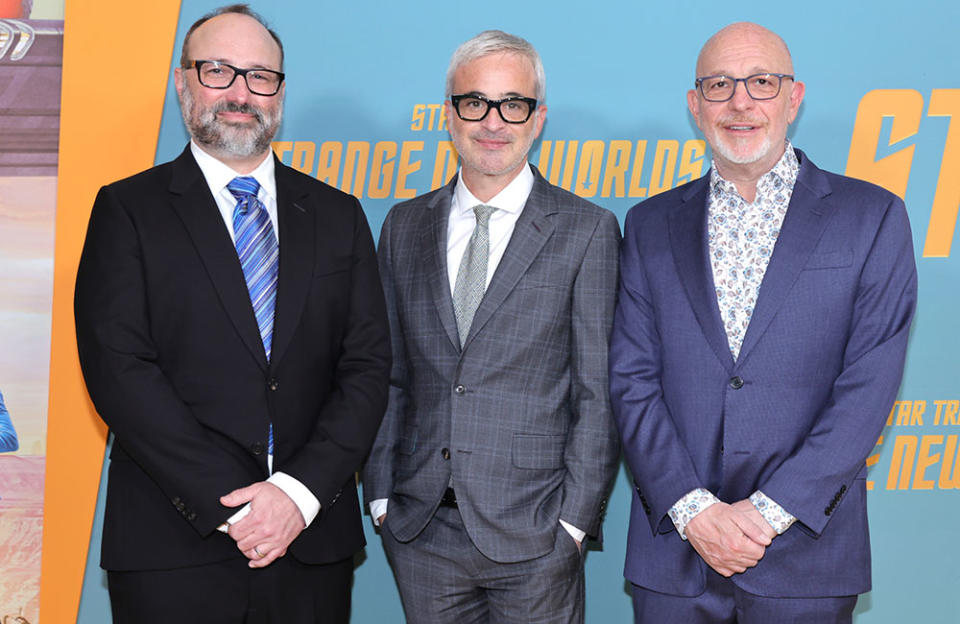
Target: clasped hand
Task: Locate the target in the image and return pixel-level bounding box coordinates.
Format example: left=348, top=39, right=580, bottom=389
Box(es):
left=684, top=499, right=777, bottom=577
left=221, top=481, right=306, bottom=568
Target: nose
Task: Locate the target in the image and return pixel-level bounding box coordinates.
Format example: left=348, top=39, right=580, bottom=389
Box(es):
left=224, top=74, right=252, bottom=103
left=480, top=104, right=508, bottom=131
left=727, top=81, right=755, bottom=111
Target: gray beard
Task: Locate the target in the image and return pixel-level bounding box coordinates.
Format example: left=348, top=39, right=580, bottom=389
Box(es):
left=179, top=88, right=281, bottom=160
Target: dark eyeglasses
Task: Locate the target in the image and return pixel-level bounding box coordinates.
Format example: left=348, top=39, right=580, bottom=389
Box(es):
left=450, top=94, right=538, bottom=124
left=186, top=60, right=285, bottom=96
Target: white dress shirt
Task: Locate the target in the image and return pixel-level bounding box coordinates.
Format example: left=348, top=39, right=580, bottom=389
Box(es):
left=371, top=165, right=585, bottom=543
left=190, top=142, right=321, bottom=530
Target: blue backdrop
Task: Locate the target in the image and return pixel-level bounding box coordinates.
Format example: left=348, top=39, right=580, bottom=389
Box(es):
left=78, top=1, right=960, bottom=621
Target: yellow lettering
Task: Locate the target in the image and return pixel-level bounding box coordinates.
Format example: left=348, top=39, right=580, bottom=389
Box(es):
left=396, top=141, right=423, bottom=199
left=291, top=141, right=315, bottom=175
left=369, top=141, right=397, bottom=199
left=431, top=141, right=458, bottom=190
left=649, top=140, right=679, bottom=197
left=923, top=89, right=960, bottom=257
left=426, top=104, right=443, bottom=131
left=887, top=435, right=917, bottom=490
left=895, top=400, right=912, bottom=426
left=574, top=140, right=605, bottom=198
left=341, top=141, right=370, bottom=198
left=628, top=140, right=648, bottom=198
left=677, top=140, right=706, bottom=185
left=410, top=104, right=425, bottom=131
left=911, top=399, right=926, bottom=425
left=547, top=140, right=565, bottom=186
left=601, top=140, right=632, bottom=198
left=845, top=89, right=922, bottom=199
left=272, top=141, right=293, bottom=161
left=316, top=141, right=343, bottom=186
left=938, top=435, right=960, bottom=489
left=913, top=434, right=942, bottom=490
left=561, top=140, right=579, bottom=191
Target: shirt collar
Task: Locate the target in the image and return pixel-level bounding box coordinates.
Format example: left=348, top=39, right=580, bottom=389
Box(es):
left=190, top=140, right=277, bottom=202
left=452, top=164, right=534, bottom=218
left=709, top=140, right=799, bottom=201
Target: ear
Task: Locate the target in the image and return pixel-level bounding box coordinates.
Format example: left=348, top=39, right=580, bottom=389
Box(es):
left=174, top=66, right=185, bottom=98
left=686, top=89, right=702, bottom=128
left=532, top=103, right=547, bottom=139
left=787, top=80, right=805, bottom=124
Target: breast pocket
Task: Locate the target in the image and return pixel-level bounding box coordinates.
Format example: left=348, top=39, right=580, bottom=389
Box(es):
left=803, top=249, right=853, bottom=270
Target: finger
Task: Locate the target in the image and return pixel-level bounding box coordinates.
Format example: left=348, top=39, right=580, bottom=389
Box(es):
left=221, top=484, right=259, bottom=507
left=249, top=547, right=282, bottom=568
left=733, top=511, right=773, bottom=546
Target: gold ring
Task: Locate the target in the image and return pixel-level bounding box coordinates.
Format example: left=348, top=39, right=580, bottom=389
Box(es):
left=254, top=545, right=264, bottom=558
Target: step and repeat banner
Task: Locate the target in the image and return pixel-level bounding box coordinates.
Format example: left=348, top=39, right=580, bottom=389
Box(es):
left=3, top=0, right=954, bottom=621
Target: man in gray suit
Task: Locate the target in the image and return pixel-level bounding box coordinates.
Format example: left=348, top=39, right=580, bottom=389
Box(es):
left=362, top=30, right=621, bottom=623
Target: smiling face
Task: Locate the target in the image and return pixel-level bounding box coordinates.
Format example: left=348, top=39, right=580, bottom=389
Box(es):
left=174, top=12, right=284, bottom=172
left=444, top=51, right=546, bottom=201
left=687, top=23, right=805, bottom=183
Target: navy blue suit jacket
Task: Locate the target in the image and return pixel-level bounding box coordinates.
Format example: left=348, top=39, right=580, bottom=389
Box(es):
left=610, top=150, right=916, bottom=597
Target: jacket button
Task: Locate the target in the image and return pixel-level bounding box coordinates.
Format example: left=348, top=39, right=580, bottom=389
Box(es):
left=454, top=385, right=465, bottom=395
left=250, top=442, right=266, bottom=456
left=441, top=448, right=451, bottom=460
left=729, top=376, right=744, bottom=390
left=268, top=378, right=279, bottom=391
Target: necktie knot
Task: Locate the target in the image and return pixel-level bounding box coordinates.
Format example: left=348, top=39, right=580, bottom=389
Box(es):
left=473, top=204, right=496, bottom=227
left=227, top=176, right=261, bottom=213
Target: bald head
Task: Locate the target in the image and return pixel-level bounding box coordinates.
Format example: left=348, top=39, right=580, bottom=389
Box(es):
left=696, top=22, right=793, bottom=78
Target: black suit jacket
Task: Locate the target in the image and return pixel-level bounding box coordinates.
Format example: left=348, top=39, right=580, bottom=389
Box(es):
left=75, top=146, right=390, bottom=571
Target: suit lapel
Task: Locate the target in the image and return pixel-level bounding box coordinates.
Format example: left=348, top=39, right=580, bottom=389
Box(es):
left=463, top=169, right=556, bottom=349
left=736, top=152, right=833, bottom=365
left=422, top=178, right=460, bottom=350
left=669, top=178, right=735, bottom=370
left=168, top=147, right=268, bottom=369
left=270, top=160, right=313, bottom=371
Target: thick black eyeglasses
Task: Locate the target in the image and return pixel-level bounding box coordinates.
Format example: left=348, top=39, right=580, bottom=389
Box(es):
left=186, top=60, right=285, bottom=96
left=450, top=94, right=538, bottom=124
left=695, top=73, right=794, bottom=102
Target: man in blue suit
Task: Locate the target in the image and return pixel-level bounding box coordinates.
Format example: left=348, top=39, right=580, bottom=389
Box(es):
left=610, top=22, right=916, bottom=622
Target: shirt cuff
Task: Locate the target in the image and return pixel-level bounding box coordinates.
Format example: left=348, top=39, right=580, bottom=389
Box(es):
left=749, top=490, right=796, bottom=534
left=559, top=519, right=586, bottom=543
left=369, top=498, right=389, bottom=526
left=268, top=471, right=321, bottom=527
left=668, top=488, right=719, bottom=540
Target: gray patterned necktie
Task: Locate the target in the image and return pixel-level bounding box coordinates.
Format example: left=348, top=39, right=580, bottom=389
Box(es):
left=453, top=204, right=497, bottom=346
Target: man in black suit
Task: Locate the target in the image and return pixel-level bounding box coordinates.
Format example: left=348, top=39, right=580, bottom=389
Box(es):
left=74, top=5, right=390, bottom=622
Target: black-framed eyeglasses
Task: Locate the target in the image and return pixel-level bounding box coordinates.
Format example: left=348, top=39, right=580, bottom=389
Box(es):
left=186, top=60, right=285, bottom=96
left=450, top=94, right=538, bottom=124
left=695, top=73, right=794, bottom=102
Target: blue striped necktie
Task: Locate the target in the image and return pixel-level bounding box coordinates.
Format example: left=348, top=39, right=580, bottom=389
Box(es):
left=228, top=176, right=278, bottom=456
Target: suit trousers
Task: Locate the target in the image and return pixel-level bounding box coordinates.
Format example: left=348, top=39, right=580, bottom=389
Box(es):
left=383, top=505, right=584, bottom=624
left=107, top=553, right=353, bottom=624
left=630, top=570, right=857, bottom=624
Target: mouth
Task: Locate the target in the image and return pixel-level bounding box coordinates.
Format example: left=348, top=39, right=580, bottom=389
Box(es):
left=721, top=120, right=763, bottom=134
left=473, top=136, right=512, bottom=150
left=213, top=103, right=263, bottom=125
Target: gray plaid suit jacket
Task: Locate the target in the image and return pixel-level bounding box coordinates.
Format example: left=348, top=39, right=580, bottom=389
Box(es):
left=363, top=165, right=621, bottom=563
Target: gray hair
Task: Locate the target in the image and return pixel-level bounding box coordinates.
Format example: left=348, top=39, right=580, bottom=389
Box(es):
left=444, top=30, right=546, bottom=103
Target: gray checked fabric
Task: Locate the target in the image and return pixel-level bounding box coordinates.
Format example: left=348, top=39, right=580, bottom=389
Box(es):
left=452, top=204, right=497, bottom=346
left=708, top=142, right=799, bottom=360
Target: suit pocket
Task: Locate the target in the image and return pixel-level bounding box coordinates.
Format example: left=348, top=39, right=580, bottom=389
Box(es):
left=803, top=249, right=853, bottom=270
left=512, top=433, right=565, bottom=469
